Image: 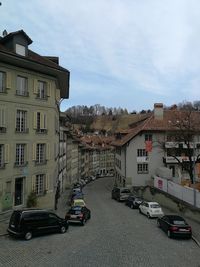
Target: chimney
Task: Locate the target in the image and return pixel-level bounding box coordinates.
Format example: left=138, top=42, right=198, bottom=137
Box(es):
left=154, top=103, right=163, bottom=120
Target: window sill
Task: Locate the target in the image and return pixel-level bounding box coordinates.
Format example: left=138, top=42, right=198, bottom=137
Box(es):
left=35, top=129, right=48, bottom=134
left=35, top=160, right=47, bottom=166
left=14, top=162, right=28, bottom=167
left=15, top=129, right=29, bottom=134
left=15, top=91, right=29, bottom=97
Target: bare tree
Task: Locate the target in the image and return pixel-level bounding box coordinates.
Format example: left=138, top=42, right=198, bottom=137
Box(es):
left=163, top=108, right=200, bottom=183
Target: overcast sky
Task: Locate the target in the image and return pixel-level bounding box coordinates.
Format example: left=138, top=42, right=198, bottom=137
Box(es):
left=1, top=0, right=200, bottom=112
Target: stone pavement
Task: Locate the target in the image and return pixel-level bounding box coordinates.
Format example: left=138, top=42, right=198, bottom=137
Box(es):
left=0, top=187, right=200, bottom=247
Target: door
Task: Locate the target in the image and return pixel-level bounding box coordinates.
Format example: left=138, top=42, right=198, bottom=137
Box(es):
left=14, top=177, right=24, bottom=206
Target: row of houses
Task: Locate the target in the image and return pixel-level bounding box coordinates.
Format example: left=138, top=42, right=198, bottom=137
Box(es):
left=112, top=103, right=200, bottom=190
left=0, top=29, right=116, bottom=214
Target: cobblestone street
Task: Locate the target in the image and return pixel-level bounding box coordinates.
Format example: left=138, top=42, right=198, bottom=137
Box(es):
left=0, top=177, right=200, bottom=267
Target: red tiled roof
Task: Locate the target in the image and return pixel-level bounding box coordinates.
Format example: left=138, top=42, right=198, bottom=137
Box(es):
left=112, top=109, right=200, bottom=147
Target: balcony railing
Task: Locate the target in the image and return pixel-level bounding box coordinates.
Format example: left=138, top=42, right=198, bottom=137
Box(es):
left=164, top=156, right=197, bottom=163
left=136, top=156, right=149, bottom=163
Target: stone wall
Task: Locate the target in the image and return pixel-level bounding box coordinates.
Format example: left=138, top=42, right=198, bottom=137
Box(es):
left=133, top=186, right=200, bottom=224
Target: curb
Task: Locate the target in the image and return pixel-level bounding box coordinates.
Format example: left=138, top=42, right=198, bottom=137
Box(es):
left=192, top=235, right=200, bottom=247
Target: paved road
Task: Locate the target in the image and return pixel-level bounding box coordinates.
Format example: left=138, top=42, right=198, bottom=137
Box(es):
left=0, top=177, right=200, bottom=267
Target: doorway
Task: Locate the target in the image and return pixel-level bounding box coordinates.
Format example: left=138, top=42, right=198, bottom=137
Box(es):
left=14, top=177, right=24, bottom=206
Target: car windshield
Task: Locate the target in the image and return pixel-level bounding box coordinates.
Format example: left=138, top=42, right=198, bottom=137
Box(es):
left=121, top=189, right=130, bottom=194
left=173, top=220, right=186, bottom=225
left=150, top=204, right=160, bottom=208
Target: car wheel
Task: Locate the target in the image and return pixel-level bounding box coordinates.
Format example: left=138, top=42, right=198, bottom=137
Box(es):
left=167, top=230, right=171, bottom=238
left=60, top=226, right=67, bottom=234
left=130, top=204, right=134, bottom=209
left=88, top=214, right=91, bottom=220
left=24, top=231, right=32, bottom=241
left=81, top=219, right=86, bottom=226
left=157, top=221, right=161, bottom=228
left=147, top=213, right=151, bottom=219
left=139, top=208, right=142, bottom=214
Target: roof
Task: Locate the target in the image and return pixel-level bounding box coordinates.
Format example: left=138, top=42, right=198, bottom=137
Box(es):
left=0, top=30, right=70, bottom=98
left=112, top=109, right=200, bottom=147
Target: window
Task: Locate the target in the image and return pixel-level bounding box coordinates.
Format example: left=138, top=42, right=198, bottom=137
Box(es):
left=145, top=134, right=152, bottom=141
left=0, top=144, right=4, bottom=168
left=16, top=110, right=27, bottom=133
left=16, top=76, right=28, bottom=96
left=35, top=112, right=47, bottom=133
left=15, top=144, right=26, bottom=166
left=137, top=149, right=148, bottom=157
left=37, top=81, right=47, bottom=99
left=137, top=163, right=148, bottom=174
left=0, top=71, right=6, bottom=93
left=0, top=106, right=6, bottom=133
left=36, top=144, right=46, bottom=164
left=35, top=174, right=45, bottom=195
left=16, top=44, right=26, bottom=56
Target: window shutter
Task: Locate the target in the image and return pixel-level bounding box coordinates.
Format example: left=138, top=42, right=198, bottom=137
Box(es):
left=32, top=175, right=36, bottom=192
left=46, top=174, right=49, bottom=191
left=33, top=79, right=38, bottom=94
left=46, top=143, right=50, bottom=160
left=0, top=106, right=5, bottom=127
left=47, top=82, right=51, bottom=97
left=6, top=72, right=12, bottom=89
left=4, top=144, right=9, bottom=163
left=56, top=89, right=60, bottom=101
left=44, top=113, right=47, bottom=129
left=32, top=143, right=36, bottom=161
left=40, top=112, right=43, bottom=129
left=33, top=112, right=37, bottom=129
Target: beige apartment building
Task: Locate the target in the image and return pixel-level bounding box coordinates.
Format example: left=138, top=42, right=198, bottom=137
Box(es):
left=0, top=30, right=69, bottom=212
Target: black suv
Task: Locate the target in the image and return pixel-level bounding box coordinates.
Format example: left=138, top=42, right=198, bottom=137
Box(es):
left=7, top=209, right=69, bottom=240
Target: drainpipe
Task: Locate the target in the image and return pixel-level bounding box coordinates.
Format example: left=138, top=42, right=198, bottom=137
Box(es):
left=124, top=145, right=127, bottom=187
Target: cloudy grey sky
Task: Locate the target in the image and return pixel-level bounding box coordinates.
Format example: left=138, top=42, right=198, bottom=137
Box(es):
left=1, top=0, right=200, bottom=112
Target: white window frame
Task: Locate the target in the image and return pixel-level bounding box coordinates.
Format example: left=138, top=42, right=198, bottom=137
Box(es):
left=137, top=163, right=148, bottom=174
left=38, top=81, right=47, bottom=99
left=36, top=144, right=45, bottom=164
left=16, top=144, right=25, bottom=166
left=35, top=174, right=45, bottom=195
left=0, top=144, right=4, bottom=168
left=17, top=76, right=28, bottom=96
left=16, top=110, right=27, bottom=132
left=0, top=71, right=6, bottom=93
left=16, top=44, right=26, bottom=56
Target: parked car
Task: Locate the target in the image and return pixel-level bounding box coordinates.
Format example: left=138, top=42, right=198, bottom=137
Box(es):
left=71, top=199, right=86, bottom=207
left=125, top=195, right=143, bottom=209
left=65, top=206, right=91, bottom=226
left=111, top=187, right=131, bottom=201
left=139, top=201, right=164, bottom=218
left=157, top=215, right=192, bottom=239
left=7, top=209, right=69, bottom=240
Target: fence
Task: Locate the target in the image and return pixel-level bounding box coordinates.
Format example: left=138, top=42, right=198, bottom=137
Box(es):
left=154, top=176, right=200, bottom=209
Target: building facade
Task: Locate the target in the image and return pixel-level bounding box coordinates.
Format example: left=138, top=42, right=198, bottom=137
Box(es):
left=0, top=30, right=69, bottom=212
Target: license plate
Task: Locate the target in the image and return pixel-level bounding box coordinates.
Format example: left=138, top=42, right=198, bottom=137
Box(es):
left=70, top=215, right=77, bottom=219
left=179, top=229, right=189, bottom=232
left=11, top=224, right=15, bottom=228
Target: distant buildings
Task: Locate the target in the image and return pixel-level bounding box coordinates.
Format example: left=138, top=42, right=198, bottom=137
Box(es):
left=112, top=103, right=200, bottom=188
